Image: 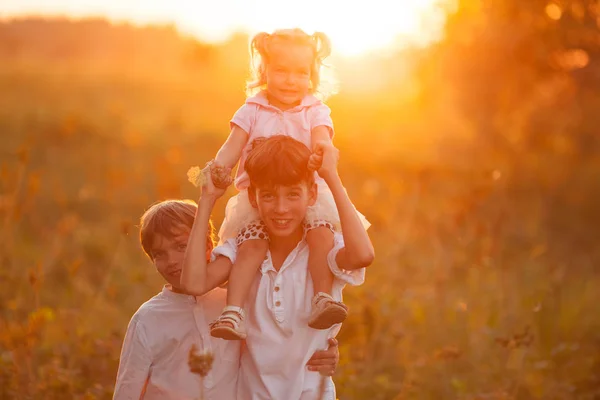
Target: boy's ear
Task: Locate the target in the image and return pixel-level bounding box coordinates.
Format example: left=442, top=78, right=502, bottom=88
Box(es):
left=248, top=186, right=259, bottom=209
left=308, top=182, right=318, bottom=207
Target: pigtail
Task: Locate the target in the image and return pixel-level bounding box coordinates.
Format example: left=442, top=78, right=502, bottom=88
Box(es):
left=247, top=32, right=271, bottom=96
left=250, top=32, right=270, bottom=60
left=311, top=32, right=331, bottom=62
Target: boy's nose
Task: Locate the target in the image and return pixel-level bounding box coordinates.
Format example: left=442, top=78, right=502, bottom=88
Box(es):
left=274, top=198, right=289, bottom=213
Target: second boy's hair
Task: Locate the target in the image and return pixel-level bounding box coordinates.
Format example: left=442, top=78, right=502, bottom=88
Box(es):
left=139, top=199, right=215, bottom=259
left=245, top=135, right=314, bottom=190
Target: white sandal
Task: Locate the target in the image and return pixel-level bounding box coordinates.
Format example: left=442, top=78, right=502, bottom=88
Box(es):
left=210, top=306, right=247, bottom=340
left=308, top=292, right=348, bottom=329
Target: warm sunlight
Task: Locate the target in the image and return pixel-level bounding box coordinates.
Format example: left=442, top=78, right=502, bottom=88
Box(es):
left=173, top=0, right=445, bottom=56
left=2, top=0, right=445, bottom=56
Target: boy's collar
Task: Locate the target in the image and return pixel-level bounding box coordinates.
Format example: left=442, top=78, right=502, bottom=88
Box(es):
left=260, top=224, right=309, bottom=274
left=162, top=285, right=196, bottom=303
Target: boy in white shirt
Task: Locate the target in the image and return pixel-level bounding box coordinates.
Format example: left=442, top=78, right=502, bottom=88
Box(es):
left=181, top=136, right=375, bottom=399
left=113, top=199, right=339, bottom=400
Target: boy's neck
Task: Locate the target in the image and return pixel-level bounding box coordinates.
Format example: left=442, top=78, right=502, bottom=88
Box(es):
left=268, top=226, right=304, bottom=270
left=167, top=284, right=188, bottom=295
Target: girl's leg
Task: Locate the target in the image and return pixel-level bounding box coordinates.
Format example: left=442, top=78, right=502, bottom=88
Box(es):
left=226, top=238, right=268, bottom=307
left=306, top=226, right=335, bottom=295
left=211, top=221, right=268, bottom=340
left=306, top=222, right=348, bottom=329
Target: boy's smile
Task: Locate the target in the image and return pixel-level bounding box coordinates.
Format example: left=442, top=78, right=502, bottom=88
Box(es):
left=250, top=182, right=317, bottom=239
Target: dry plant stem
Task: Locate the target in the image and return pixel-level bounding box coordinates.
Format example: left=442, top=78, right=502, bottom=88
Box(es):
left=316, top=375, right=326, bottom=400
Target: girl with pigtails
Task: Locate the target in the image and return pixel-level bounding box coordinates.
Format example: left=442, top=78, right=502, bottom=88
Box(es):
left=202, top=28, right=371, bottom=340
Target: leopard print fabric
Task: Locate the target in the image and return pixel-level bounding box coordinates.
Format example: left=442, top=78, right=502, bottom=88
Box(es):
left=235, top=219, right=335, bottom=246
left=235, top=220, right=270, bottom=246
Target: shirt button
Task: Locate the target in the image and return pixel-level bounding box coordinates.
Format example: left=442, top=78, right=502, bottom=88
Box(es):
left=275, top=301, right=281, bottom=307
left=274, top=286, right=280, bottom=292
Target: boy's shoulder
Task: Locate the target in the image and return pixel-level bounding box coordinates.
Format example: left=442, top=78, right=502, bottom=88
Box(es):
left=127, top=289, right=172, bottom=327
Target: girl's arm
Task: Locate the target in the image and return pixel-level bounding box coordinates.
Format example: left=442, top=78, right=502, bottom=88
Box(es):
left=311, top=125, right=333, bottom=149
left=215, top=126, right=249, bottom=168
left=315, top=141, right=375, bottom=270
left=180, top=180, right=229, bottom=296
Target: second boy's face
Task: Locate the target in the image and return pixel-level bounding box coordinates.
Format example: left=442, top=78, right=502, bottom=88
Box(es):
left=150, top=230, right=211, bottom=291
left=266, top=43, right=313, bottom=110
left=250, top=182, right=317, bottom=238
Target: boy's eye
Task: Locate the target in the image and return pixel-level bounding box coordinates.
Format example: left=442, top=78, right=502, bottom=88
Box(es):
left=153, top=252, right=164, bottom=259
left=177, top=243, right=187, bottom=251
left=289, top=192, right=301, bottom=198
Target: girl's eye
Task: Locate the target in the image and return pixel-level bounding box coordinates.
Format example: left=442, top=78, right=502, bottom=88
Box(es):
left=153, top=252, right=164, bottom=259
left=177, top=243, right=187, bottom=251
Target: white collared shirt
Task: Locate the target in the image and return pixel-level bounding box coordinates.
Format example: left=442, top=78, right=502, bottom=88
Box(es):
left=113, top=286, right=240, bottom=400
left=213, top=232, right=365, bottom=400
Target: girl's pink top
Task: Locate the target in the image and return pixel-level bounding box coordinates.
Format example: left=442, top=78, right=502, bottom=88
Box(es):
left=230, top=91, right=333, bottom=190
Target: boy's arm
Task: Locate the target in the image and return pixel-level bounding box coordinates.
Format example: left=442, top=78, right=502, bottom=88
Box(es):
left=314, top=141, right=375, bottom=270
left=113, top=318, right=151, bottom=399
left=306, top=338, right=339, bottom=376
left=180, top=177, right=228, bottom=296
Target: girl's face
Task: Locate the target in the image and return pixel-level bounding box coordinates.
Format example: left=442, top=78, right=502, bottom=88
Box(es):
left=265, top=43, right=313, bottom=110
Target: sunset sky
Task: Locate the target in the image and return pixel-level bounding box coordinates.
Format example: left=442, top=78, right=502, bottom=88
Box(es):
left=0, top=0, right=447, bottom=55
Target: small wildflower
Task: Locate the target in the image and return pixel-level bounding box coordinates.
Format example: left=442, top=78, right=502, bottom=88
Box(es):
left=188, top=345, right=214, bottom=400
left=188, top=344, right=214, bottom=377
left=187, top=166, right=206, bottom=188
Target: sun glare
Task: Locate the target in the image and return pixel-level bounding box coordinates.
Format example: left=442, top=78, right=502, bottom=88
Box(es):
left=2, top=0, right=445, bottom=57
left=170, top=0, right=444, bottom=57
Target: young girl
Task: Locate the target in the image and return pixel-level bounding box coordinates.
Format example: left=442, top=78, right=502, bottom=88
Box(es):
left=204, top=28, right=370, bottom=340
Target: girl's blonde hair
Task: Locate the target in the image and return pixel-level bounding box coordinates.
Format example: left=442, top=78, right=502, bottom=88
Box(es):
left=246, top=28, right=337, bottom=99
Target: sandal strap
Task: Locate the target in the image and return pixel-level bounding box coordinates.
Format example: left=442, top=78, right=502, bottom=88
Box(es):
left=313, top=292, right=334, bottom=305
left=209, top=306, right=245, bottom=329
left=222, top=305, right=245, bottom=319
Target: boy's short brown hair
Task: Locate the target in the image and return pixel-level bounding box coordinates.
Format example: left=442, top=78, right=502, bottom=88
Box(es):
left=139, top=199, right=215, bottom=259
left=245, top=135, right=314, bottom=189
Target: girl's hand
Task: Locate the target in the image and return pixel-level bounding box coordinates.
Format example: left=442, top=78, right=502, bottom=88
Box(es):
left=308, top=151, right=323, bottom=172
left=200, top=162, right=228, bottom=201
left=311, top=141, right=340, bottom=182
left=209, top=160, right=234, bottom=189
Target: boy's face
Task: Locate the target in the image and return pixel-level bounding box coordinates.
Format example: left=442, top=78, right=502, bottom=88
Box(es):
left=149, top=229, right=211, bottom=291
left=249, top=181, right=317, bottom=239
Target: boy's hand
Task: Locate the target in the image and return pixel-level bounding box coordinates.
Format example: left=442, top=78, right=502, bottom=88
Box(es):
left=306, top=338, right=339, bottom=376
left=310, top=141, right=339, bottom=182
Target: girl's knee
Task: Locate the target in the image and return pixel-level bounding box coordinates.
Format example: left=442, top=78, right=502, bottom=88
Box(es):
left=238, top=238, right=269, bottom=255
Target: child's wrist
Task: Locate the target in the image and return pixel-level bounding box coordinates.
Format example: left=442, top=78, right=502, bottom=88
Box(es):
left=322, top=170, right=340, bottom=184
left=199, top=193, right=218, bottom=205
